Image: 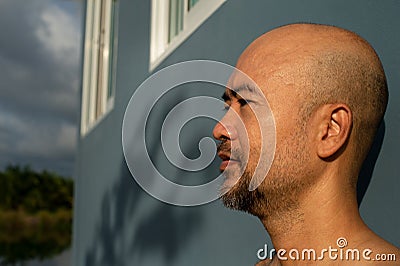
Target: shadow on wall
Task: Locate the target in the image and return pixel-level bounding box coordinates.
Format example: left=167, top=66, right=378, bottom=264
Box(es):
left=357, top=120, right=385, bottom=206
left=84, top=160, right=203, bottom=266
left=83, top=92, right=205, bottom=266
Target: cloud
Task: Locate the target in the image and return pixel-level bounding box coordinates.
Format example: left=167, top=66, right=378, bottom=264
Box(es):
left=36, top=3, right=81, bottom=67
left=0, top=0, right=83, bottom=176
left=0, top=110, right=76, bottom=158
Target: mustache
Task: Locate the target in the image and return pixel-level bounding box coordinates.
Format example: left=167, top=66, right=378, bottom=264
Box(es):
left=216, top=141, right=245, bottom=168
left=217, top=141, right=231, bottom=154
left=217, top=141, right=246, bottom=163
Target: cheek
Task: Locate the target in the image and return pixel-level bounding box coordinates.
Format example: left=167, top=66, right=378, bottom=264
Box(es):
left=242, top=120, right=262, bottom=159
left=275, top=111, right=299, bottom=143
left=243, top=109, right=262, bottom=138
left=236, top=110, right=265, bottom=151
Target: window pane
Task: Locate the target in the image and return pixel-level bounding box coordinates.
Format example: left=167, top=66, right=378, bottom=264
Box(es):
left=81, top=0, right=118, bottom=135
left=188, top=0, right=199, bottom=11
left=150, top=0, right=225, bottom=71
left=107, top=0, right=117, bottom=100
left=168, top=0, right=184, bottom=42
left=96, top=0, right=107, bottom=118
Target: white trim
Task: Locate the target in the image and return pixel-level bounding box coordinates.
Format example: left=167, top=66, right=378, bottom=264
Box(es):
left=89, top=0, right=101, bottom=125
left=80, top=1, right=95, bottom=135
left=149, top=0, right=226, bottom=72
left=80, top=0, right=118, bottom=137
left=100, top=0, right=112, bottom=115
left=150, top=0, right=169, bottom=65
left=83, top=98, right=115, bottom=137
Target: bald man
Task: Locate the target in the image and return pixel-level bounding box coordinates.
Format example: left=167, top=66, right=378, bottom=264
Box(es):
left=213, top=24, right=399, bottom=265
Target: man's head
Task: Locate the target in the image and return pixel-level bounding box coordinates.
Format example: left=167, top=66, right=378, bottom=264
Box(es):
left=213, top=23, right=388, bottom=218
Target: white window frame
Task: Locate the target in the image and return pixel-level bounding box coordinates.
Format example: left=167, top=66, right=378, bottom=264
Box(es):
left=81, top=0, right=118, bottom=136
left=150, top=0, right=226, bottom=71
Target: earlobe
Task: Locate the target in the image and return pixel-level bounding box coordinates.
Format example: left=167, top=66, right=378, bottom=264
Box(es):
left=317, top=104, right=352, bottom=159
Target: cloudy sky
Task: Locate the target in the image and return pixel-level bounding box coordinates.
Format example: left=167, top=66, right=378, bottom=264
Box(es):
left=0, top=0, right=84, bottom=177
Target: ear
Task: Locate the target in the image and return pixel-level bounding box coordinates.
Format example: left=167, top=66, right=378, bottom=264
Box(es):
left=316, top=104, right=352, bottom=159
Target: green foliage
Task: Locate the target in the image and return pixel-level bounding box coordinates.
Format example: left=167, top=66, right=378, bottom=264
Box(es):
left=0, top=165, right=73, bottom=213
left=0, top=165, right=74, bottom=265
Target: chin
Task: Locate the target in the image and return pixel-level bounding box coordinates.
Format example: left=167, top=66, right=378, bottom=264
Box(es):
left=221, top=172, right=254, bottom=209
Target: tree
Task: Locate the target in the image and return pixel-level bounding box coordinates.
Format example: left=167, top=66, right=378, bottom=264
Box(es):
left=0, top=165, right=73, bottom=265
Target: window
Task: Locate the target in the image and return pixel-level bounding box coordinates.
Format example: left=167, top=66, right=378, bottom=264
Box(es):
left=81, top=0, right=118, bottom=136
left=150, top=0, right=226, bottom=71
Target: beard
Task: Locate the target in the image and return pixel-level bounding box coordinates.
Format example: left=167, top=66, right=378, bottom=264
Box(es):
left=220, top=131, right=313, bottom=219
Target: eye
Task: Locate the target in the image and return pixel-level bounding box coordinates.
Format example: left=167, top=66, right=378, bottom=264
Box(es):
left=238, top=98, right=248, bottom=106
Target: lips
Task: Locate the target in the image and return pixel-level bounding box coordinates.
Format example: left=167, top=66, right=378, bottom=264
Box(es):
left=217, top=152, right=230, bottom=161
left=217, top=151, right=240, bottom=171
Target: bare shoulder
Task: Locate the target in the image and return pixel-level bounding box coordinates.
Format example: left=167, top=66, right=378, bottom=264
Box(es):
left=359, top=236, right=400, bottom=265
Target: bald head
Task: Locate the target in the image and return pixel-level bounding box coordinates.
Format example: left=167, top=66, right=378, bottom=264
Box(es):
left=238, top=23, right=388, bottom=168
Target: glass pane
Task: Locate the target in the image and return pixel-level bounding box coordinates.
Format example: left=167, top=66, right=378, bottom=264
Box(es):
left=168, top=0, right=184, bottom=42
left=96, top=0, right=107, bottom=118
left=188, top=0, right=199, bottom=11
left=86, top=2, right=97, bottom=125
left=107, top=0, right=117, bottom=100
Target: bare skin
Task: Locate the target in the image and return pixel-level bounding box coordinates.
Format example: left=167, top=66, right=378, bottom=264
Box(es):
left=213, top=24, right=399, bottom=265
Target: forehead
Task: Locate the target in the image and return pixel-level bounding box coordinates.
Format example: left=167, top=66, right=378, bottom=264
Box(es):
left=230, top=64, right=307, bottom=127
left=229, top=31, right=318, bottom=110
left=227, top=61, right=299, bottom=103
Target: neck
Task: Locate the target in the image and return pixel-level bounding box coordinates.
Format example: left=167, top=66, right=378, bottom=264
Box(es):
left=260, top=172, right=372, bottom=265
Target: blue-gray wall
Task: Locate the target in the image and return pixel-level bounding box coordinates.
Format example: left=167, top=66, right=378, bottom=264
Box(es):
left=73, top=1, right=400, bottom=265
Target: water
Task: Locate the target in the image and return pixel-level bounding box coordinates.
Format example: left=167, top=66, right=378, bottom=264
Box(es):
left=0, top=248, right=71, bottom=266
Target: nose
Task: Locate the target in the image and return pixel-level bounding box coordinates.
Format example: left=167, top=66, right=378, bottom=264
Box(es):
left=213, top=119, right=238, bottom=141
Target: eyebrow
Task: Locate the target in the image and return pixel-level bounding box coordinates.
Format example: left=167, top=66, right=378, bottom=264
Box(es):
left=221, top=83, right=260, bottom=101
left=222, top=92, right=230, bottom=101
left=233, top=84, right=258, bottom=94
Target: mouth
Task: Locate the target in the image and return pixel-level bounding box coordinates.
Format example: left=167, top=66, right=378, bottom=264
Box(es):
left=217, top=152, right=240, bottom=171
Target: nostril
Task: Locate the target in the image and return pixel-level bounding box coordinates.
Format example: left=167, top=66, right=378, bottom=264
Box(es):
left=213, top=121, right=237, bottom=141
